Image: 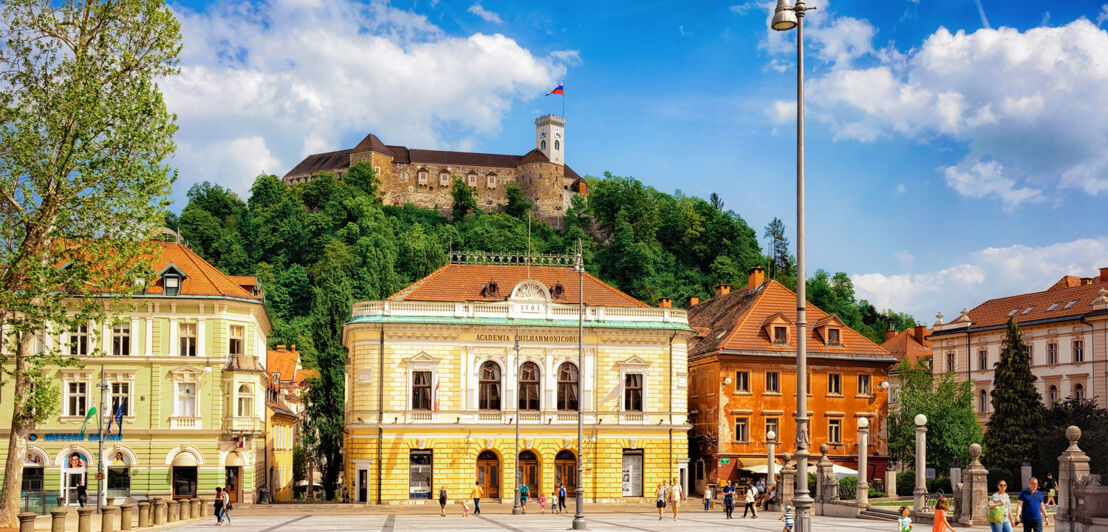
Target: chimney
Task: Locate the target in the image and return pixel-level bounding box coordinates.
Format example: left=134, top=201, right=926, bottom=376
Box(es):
left=884, top=324, right=896, bottom=343
left=1083, top=278, right=1093, bottom=286
left=913, top=325, right=928, bottom=346
left=659, top=297, right=672, bottom=308
left=1099, top=267, right=1108, bottom=283
left=716, top=284, right=731, bottom=296
left=688, top=296, right=700, bottom=307
left=276, top=344, right=286, bottom=351
left=291, top=344, right=296, bottom=351
left=748, top=267, right=766, bottom=290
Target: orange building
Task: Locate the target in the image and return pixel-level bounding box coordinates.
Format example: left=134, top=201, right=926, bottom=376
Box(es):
left=686, top=268, right=897, bottom=495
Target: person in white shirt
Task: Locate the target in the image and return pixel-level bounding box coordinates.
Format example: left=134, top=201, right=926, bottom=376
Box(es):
left=668, top=478, right=683, bottom=520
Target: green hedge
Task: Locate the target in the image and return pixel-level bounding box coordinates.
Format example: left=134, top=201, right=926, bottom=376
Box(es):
left=897, top=471, right=916, bottom=496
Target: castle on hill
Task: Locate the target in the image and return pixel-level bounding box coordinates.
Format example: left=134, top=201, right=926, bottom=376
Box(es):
left=283, top=115, right=587, bottom=220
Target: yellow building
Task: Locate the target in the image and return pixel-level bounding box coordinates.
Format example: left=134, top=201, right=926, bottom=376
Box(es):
left=264, top=345, right=312, bottom=502
left=342, top=255, right=693, bottom=504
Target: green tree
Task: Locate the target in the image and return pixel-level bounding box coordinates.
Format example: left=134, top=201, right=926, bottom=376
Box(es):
left=292, top=444, right=307, bottom=499
left=1031, top=397, right=1108, bottom=479
left=709, top=192, right=724, bottom=210
left=345, top=161, right=379, bottom=199
left=763, top=217, right=790, bottom=281
left=504, top=183, right=533, bottom=218
left=984, top=319, right=1045, bottom=474
left=0, top=0, right=180, bottom=524
left=888, top=359, right=982, bottom=469
left=450, top=177, right=478, bottom=220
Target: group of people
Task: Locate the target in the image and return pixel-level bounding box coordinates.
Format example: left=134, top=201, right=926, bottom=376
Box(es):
left=653, top=477, right=685, bottom=520
left=213, top=485, right=235, bottom=526
left=436, top=482, right=571, bottom=517
left=896, top=476, right=1052, bottom=532
left=713, top=478, right=774, bottom=519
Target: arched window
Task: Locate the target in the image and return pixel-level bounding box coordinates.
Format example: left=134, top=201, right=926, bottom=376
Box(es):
left=978, top=389, right=987, bottom=413
left=519, top=362, right=540, bottom=411
left=541, top=140, right=547, bottom=151
left=554, top=140, right=560, bottom=151
left=236, top=384, right=253, bottom=417
left=557, top=363, right=579, bottom=411
left=479, top=362, right=501, bottom=410
left=1074, top=383, right=1085, bottom=400
left=1049, top=385, right=1059, bottom=404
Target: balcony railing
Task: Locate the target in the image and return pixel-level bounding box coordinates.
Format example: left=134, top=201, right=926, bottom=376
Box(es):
left=169, top=416, right=201, bottom=430
left=351, top=300, right=688, bottom=326
left=477, top=412, right=504, bottom=422
left=222, top=416, right=263, bottom=434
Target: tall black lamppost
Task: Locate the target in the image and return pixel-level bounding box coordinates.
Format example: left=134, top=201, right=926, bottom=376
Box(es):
left=770, top=1, right=816, bottom=530
left=572, top=239, right=587, bottom=530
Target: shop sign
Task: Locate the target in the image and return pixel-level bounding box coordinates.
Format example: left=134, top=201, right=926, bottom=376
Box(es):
left=37, top=433, right=122, bottom=442
left=719, top=458, right=730, bottom=465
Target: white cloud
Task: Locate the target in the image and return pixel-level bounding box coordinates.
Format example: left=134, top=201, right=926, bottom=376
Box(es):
left=467, top=3, right=503, bottom=24
left=765, top=16, right=1108, bottom=209
left=853, top=237, right=1108, bottom=319
left=729, top=2, right=758, bottom=15
left=1097, top=4, right=1108, bottom=26
left=164, top=0, right=567, bottom=197
left=894, top=250, right=914, bottom=268
left=895, top=183, right=906, bottom=194
left=549, top=49, right=582, bottom=65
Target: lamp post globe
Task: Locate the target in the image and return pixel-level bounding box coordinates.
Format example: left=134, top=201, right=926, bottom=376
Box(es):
left=771, top=0, right=798, bottom=30
left=857, top=417, right=869, bottom=429
left=914, top=414, right=927, bottom=427
left=767, top=431, right=776, bottom=441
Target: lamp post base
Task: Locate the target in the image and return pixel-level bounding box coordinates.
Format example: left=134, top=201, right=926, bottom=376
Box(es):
left=512, top=507, right=522, bottom=515
left=572, top=516, right=587, bottom=530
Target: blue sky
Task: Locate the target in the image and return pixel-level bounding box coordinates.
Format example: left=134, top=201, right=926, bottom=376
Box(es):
left=164, top=0, right=1108, bottom=321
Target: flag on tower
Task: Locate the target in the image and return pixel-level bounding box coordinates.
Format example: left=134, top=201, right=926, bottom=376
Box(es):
left=546, top=83, right=564, bottom=95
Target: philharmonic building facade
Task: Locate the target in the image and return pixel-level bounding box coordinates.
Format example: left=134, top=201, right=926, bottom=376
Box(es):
left=342, top=255, right=693, bottom=503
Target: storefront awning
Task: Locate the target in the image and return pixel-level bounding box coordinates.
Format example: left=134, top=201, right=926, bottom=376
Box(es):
left=737, top=457, right=783, bottom=474
left=172, top=452, right=198, bottom=467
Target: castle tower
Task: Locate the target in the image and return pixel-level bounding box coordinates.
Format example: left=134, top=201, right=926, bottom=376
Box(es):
left=535, top=114, right=565, bottom=165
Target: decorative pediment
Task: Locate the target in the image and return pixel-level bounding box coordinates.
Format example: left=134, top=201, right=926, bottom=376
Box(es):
left=617, top=355, right=651, bottom=369
left=510, top=279, right=551, bottom=302
left=403, top=352, right=440, bottom=369
left=157, top=263, right=188, bottom=279
left=169, top=366, right=205, bottom=382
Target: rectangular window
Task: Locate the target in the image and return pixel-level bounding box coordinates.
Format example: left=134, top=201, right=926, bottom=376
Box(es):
left=735, top=417, right=749, bottom=442
left=487, top=175, right=496, bottom=187
left=164, top=274, right=180, bottom=296
left=111, top=382, right=131, bottom=416
left=180, top=322, right=197, bottom=356
left=773, top=326, right=787, bottom=344
left=1074, top=340, right=1084, bottom=362
left=829, top=419, right=842, bottom=444
left=1048, top=343, right=1058, bottom=365
left=229, top=325, right=244, bottom=356
left=946, top=353, right=955, bottom=372
left=400, top=171, right=407, bottom=181
left=765, top=372, right=780, bottom=393
left=765, top=418, right=779, bottom=441
left=978, top=349, right=987, bottom=371
left=828, top=374, right=841, bottom=395
left=412, top=371, right=432, bottom=411
left=467, top=174, right=476, bottom=186
left=858, top=374, right=871, bottom=396
left=827, top=329, right=840, bottom=345
left=409, top=450, right=433, bottom=499
left=112, top=324, right=130, bottom=356
left=176, top=382, right=197, bottom=417
left=70, top=325, right=89, bottom=356
left=734, top=371, right=750, bottom=393
left=624, top=374, right=643, bottom=411
left=419, top=172, right=428, bottom=184
left=67, top=381, right=88, bottom=416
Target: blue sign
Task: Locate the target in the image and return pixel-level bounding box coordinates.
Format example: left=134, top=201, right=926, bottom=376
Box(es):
left=41, top=433, right=122, bottom=442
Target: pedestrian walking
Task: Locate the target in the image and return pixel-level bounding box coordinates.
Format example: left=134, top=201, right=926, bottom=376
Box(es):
left=743, top=482, right=758, bottom=518
left=76, top=481, right=87, bottom=508
left=220, top=485, right=233, bottom=526
left=558, top=484, right=567, bottom=514
left=539, top=493, right=547, bottom=514
left=550, top=489, right=559, bottom=514
left=471, top=481, right=482, bottom=515
left=438, top=485, right=448, bottom=517
left=655, top=482, right=667, bottom=520
left=897, top=506, right=912, bottom=532
left=703, top=487, right=711, bottom=511
left=1043, top=474, right=1056, bottom=507
left=987, top=479, right=1015, bottom=532
left=214, top=487, right=225, bottom=526
left=933, top=497, right=955, bottom=532
left=519, top=483, right=529, bottom=513
left=780, top=504, right=794, bottom=531
left=669, top=477, right=683, bottom=520
left=723, top=480, right=735, bottom=519
left=1015, top=477, right=1049, bottom=532
left=461, top=499, right=470, bottom=517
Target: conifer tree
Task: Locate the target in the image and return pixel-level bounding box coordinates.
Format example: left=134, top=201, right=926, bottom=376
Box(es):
left=983, top=319, right=1045, bottom=474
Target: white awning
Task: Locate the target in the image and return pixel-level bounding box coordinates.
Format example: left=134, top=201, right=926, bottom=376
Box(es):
left=806, top=463, right=858, bottom=477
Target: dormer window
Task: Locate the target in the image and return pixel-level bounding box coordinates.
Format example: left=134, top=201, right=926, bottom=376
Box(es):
left=1064, top=299, right=1078, bottom=309
left=164, top=274, right=180, bottom=296
left=773, top=326, right=787, bottom=344
left=1047, top=302, right=1060, bottom=311
left=827, top=328, right=840, bottom=345
left=1021, top=306, right=1035, bottom=315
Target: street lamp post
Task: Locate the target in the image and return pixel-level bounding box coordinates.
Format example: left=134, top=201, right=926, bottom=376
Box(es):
left=913, top=414, right=928, bottom=513
left=573, top=239, right=587, bottom=530
left=770, top=1, right=816, bottom=530
left=513, top=331, right=522, bottom=516
left=856, top=417, right=869, bottom=509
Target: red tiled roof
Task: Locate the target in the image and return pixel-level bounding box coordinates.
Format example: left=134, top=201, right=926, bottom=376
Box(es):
left=687, top=281, right=892, bottom=359
left=352, top=133, right=392, bottom=155
left=390, top=264, right=648, bottom=307
left=880, top=330, right=932, bottom=364
left=284, top=149, right=352, bottom=177
left=148, top=242, right=260, bottom=299
left=961, top=277, right=1108, bottom=329
left=267, top=346, right=300, bottom=383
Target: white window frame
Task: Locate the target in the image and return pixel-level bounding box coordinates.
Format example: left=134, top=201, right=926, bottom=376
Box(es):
left=229, top=325, right=244, bottom=356
left=617, top=357, right=651, bottom=413
left=111, top=323, right=131, bottom=356
left=828, top=419, right=842, bottom=444
left=180, top=321, right=197, bottom=357
left=169, top=368, right=203, bottom=419
left=236, top=383, right=254, bottom=418
left=69, top=324, right=89, bottom=356
left=107, top=371, right=136, bottom=417
left=827, top=373, right=841, bottom=396
left=1047, top=342, right=1058, bottom=365
left=62, top=373, right=91, bottom=418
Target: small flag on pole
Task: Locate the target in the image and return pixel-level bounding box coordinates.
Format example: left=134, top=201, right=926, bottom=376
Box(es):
left=546, top=83, right=564, bottom=96
left=105, top=404, right=114, bottom=434
left=115, top=400, right=126, bottom=436
left=433, top=380, right=440, bottom=413
left=78, top=405, right=97, bottom=437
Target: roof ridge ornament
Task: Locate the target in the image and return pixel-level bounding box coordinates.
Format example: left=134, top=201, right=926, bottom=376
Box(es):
left=449, top=251, right=575, bottom=267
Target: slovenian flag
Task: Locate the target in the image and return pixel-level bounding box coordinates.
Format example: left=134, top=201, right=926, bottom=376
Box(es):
left=547, top=83, right=564, bottom=96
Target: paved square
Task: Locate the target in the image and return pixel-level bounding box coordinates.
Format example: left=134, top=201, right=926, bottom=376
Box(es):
left=168, top=512, right=900, bottom=531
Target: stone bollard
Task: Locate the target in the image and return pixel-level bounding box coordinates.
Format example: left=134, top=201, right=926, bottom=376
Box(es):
left=120, top=503, right=134, bottom=530
left=180, top=498, right=191, bottom=520
left=154, top=499, right=167, bottom=525
left=77, top=506, right=95, bottom=532
left=816, top=443, right=838, bottom=503
left=1057, top=425, right=1091, bottom=529
left=195, top=498, right=203, bottom=520
left=957, top=443, right=990, bottom=526
left=168, top=499, right=179, bottom=522
left=136, top=502, right=150, bottom=528
left=50, top=508, right=69, bottom=532
left=17, top=512, right=36, bottom=532
left=101, top=505, right=118, bottom=532
left=886, top=467, right=898, bottom=498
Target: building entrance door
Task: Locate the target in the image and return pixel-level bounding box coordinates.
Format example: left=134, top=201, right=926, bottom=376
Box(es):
left=357, top=469, right=368, bottom=503
left=476, top=450, right=500, bottom=499
left=518, top=450, right=540, bottom=499
left=554, top=450, right=576, bottom=493
left=225, top=467, right=241, bottom=503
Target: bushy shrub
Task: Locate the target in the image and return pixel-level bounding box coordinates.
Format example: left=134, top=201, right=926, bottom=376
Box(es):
left=927, top=477, right=952, bottom=494
left=868, top=488, right=886, bottom=498
left=839, top=476, right=858, bottom=500
left=987, top=468, right=1014, bottom=491
left=897, top=471, right=916, bottom=496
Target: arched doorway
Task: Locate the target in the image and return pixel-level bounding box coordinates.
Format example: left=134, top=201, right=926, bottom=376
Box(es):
left=518, top=450, right=540, bottom=499
left=554, top=450, right=576, bottom=494
left=225, top=451, right=245, bottom=503
left=61, top=451, right=89, bottom=506
left=476, top=450, right=500, bottom=499
left=170, top=451, right=198, bottom=499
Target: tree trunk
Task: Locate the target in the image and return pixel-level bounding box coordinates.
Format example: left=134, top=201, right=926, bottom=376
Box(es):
left=0, top=335, right=33, bottom=529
